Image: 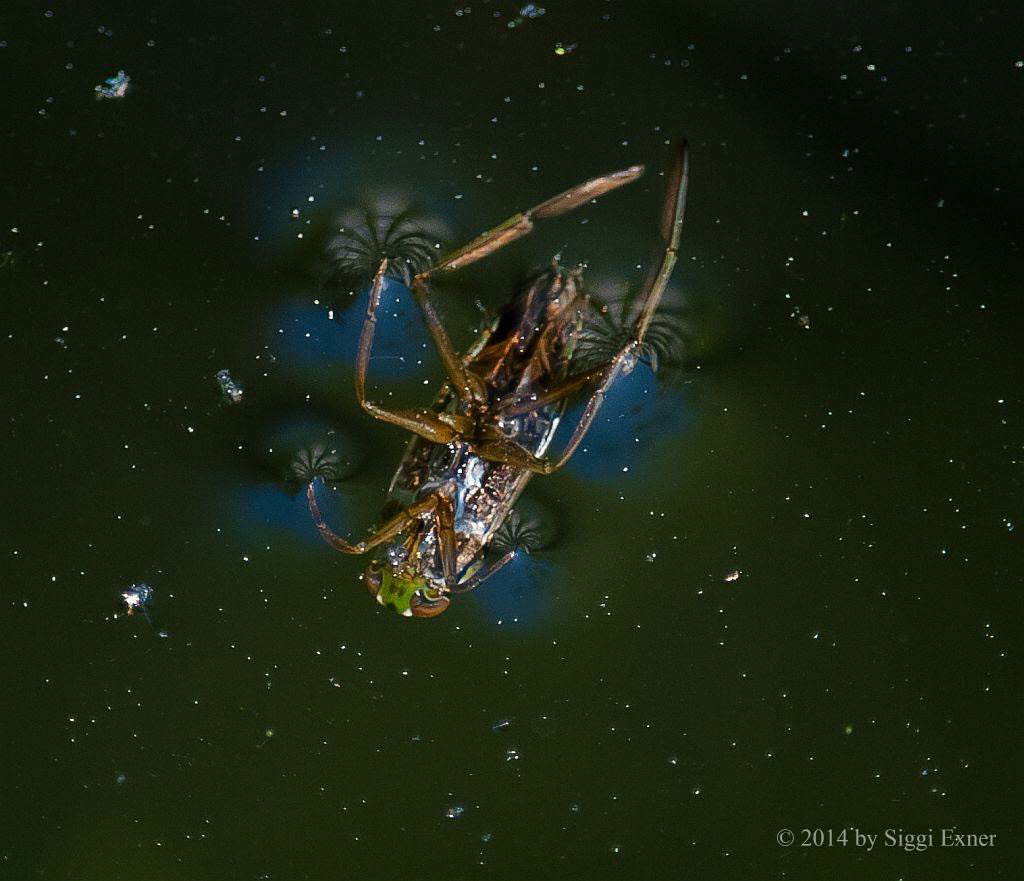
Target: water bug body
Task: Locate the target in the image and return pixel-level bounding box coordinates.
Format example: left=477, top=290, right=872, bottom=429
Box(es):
left=308, top=143, right=690, bottom=617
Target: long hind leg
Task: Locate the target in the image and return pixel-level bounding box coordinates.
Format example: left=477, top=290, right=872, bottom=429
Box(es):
left=632, top=140, right=689, bottom=344
left=411, top=163, right=646, bottom=403
left=353, top=259, right=470, bottom=443
left=476, top=142, right=690, bottom=474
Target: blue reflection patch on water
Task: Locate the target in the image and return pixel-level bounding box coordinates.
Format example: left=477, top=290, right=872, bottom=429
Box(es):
left=466, top=553, right=555, bottom=629
left=268, top=279, right=431, bottom=376
left=564, top=363, right=691, bottom=481
left=232, top=483, right=341, bottom=543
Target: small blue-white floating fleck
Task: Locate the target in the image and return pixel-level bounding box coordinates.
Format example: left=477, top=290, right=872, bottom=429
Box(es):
left=95, top=70, right=130, bottom=100
left=121, top=582, right=152, bottom=615
left=445, top=804, right=465, bottom=820
left=215, top=368, right=244, bottom=404
left=508, top=3, right=545, bottom=28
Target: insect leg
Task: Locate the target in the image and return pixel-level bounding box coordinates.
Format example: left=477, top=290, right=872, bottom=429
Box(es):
left=420, top=163, right=645, bottom=276
left=306, top=481, right=441, bottom=554
left=355, top=258, right=461, bottom=443
left=494, top=363, right=607, bottom=417
left=474, top=437, right=556, bottom=474
left=450, top=547, right=518, bottom=594
left=410, top=274, right=489, bottom=403
left=477, top=344, right=635, bottom=474
left=632, top=141, right=689, bottom=345
left=434, top=494, right=459, bottom=588
left=541, top=347, right=634, bottom=471
left=488, top=143, right=690, bottom=472
left=410, top=162, right=645, bottom=403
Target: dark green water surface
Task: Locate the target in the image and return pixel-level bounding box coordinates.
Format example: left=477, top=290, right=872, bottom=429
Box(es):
left=3, top=2, right=1021, bottom=878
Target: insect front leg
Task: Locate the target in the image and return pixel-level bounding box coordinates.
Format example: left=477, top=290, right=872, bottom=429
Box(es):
left=306, top=481, right=444, bottom=555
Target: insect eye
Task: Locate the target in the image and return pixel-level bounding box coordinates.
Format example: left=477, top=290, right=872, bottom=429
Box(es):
left=410, top=589, right=450, bottom=618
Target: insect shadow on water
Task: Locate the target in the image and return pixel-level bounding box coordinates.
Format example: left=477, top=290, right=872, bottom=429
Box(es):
left=491, top=508, right=548, bottom=557
left=304, top=144, right=691, bottom=618
left=240, top=209, right=448, bottom=544
left=287, top=438, right=357, bottom=489
left=470, top=504, right=559, bottom=626
left=560, top=278, right=695, bottom=479
left=254, top=429, right=360, bottom=537
left=271, top=206, right=445, bottom=378
left=575, top=279, right=692, bottom=379
left=320, top=201, right=446, bottom=298
left=269, top=276, right=433, bottom=376
left=222, top=394, right=364, bottom=540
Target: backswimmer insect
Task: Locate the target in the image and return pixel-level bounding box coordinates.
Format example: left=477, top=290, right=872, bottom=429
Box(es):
left=306, top=143, right=690, bottom=616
